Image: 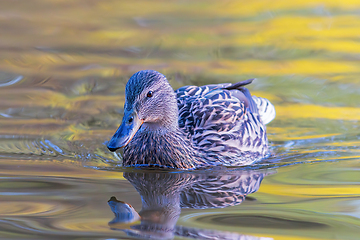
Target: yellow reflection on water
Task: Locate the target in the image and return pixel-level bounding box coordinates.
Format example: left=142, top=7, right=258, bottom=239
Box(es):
left=1, top=0, right=360, bottom=80
left=261, top=183, right=360, bottom=198
left=276, top=104, right=360, bottom=121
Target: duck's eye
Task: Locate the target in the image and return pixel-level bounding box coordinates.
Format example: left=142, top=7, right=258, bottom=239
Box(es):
left=147, top=91, right=153, bottom=98
left=128, top=116, right=134, bottom=124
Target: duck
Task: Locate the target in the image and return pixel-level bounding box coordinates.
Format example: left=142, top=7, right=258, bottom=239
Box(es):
left=107, top=70, right=275, bottom=169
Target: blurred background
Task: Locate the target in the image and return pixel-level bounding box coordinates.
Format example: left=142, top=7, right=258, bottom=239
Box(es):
left=0, top=0, right=360, bottom=239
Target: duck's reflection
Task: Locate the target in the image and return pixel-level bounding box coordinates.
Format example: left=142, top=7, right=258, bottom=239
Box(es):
left=108, top=169, right=272, bottom=240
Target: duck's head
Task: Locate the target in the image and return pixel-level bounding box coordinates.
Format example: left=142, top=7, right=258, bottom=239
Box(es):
left=107, top=70, right=178, bottom=152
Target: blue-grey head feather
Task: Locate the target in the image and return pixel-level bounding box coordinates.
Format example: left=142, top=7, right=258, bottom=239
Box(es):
left=125, top=70, right=166, bottom=111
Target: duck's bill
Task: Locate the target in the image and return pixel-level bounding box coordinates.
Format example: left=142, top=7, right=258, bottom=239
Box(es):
left=107, top=113, right=143, bottom=152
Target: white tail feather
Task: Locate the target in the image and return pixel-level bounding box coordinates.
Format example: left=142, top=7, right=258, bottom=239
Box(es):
left=252, top=96, right=276, bottom=125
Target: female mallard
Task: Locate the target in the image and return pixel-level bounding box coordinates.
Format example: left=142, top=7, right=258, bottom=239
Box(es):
left=107, top=70, right=275, bottom=169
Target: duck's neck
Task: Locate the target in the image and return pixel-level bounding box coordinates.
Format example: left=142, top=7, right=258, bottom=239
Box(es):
left=123, top=126, right=204, bottom=169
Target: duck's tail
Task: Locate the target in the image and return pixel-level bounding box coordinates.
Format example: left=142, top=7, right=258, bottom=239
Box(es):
left=252, top=96, right=276, bottom=125
left=223, top=79, right=276, bottom=124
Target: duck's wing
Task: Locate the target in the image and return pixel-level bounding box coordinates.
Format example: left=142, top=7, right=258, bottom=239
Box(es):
left=176, top=79, right=262, bottom=137
left=176, top=84, right=226, bottom=137
left=223, top=79, right=258, bottom=114
left=176, top=79, right=259, bottom=112
left=175, top=79, right=254, bottom=133
left=176, top=79, right=275, bottom=131
left=175, top=80, right=269, bottom=164
left=224, top=80, right=276, bottom=125
left=176, top=83, right=230, bottom=99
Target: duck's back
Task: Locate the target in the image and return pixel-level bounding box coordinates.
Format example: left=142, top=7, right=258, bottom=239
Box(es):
left=175, top=80, right=275, bottom=166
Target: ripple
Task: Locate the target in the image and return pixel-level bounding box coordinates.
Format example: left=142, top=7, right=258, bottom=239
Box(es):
left=0, top=201, right=62, bottom=216
left=0, top=72, right=23, bottom=87
left=192, top=213, right=328, bottom=229
left=263, top=160, right=360, bottom=187
left=53, top=218, right=111, bottom=232
left=0, top=134, right=121, bottom=168
left=0, top=107, right=67, bottom=120
left=0, top=179, right=70, bottom=195
left=0, top=137, right=67, bottom=158
left=0, top=198, right=87, bottom=221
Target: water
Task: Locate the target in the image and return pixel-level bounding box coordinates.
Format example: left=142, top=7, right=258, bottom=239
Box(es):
left=0, top=0, right=360, bottom=239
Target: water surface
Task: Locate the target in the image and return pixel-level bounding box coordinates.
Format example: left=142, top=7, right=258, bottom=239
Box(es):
left=0, top=0, right=360, bottom=239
